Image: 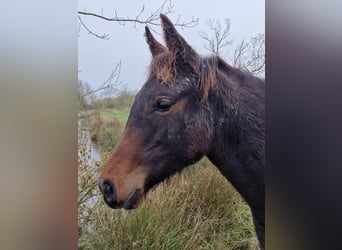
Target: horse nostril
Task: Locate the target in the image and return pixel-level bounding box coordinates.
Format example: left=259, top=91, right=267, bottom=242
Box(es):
left=103, top=182, right=113, bottom=195
left=101, top=179, right=117, bottom=203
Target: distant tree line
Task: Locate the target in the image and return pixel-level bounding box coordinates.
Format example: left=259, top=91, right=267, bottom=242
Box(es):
left=91, top=90, right=135, bottom=111
left=78, top=80, right=136, bottom=112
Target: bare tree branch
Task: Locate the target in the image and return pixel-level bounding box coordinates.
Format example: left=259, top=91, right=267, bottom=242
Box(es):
left=78, top=0, right=199, bottom=39
left=233, top=39, right=249, bottom=67
left=91, top=61, right=122, bottom=96
left=80, top=61, right=122, bottom=98
left=233, top=34, right=265, bottom=74
left=199, top=18, right=233, bottom=55
left=199, top=18, right=265, bottom=75
left=78, top=15, right=109, bottom=40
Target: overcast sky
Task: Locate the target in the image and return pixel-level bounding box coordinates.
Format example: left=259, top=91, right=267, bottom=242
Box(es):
left=78, top=0, right=265, bottom=93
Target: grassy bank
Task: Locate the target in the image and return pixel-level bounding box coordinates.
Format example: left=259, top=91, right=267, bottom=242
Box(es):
left=102, top=109, right=130, bottom=123
left=80, top=109, right=128, bottom=152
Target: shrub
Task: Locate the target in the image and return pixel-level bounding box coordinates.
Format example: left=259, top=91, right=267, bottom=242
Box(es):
left=97, top=119, right=124, bottom=151
left=83, top=110, right=125, bottom=152
left=78, top=140, right=101, bottom=238
left=88, top=110, right=103, bottom=142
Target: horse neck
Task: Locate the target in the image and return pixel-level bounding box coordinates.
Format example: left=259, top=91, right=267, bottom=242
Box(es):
left=206, top=74, right=265, bottom=211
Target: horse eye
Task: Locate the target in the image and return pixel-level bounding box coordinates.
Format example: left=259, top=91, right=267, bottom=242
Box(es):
left=155, top=99, right=172, bottom=112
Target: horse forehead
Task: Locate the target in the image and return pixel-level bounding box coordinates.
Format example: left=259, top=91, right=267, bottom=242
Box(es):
left=141, top=76, right=192, bottom=95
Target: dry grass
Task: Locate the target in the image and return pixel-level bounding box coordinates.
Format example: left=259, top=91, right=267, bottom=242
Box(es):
left=81, top=110, right=125, bottom=152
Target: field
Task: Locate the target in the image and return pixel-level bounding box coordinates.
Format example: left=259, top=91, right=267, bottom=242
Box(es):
left=78, top=109, right=258, bottom=250
left=102, top=109, right=130, bottom=123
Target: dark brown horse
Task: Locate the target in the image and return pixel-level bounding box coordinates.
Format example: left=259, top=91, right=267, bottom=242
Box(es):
left=99, top=14, right=265, bottom=249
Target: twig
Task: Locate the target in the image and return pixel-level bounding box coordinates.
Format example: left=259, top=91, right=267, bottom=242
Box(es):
left=78, top=15, right=109, bottom=40
left=78, top=0, right=199, bottom=39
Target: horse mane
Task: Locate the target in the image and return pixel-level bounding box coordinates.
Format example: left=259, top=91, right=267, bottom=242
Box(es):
left=198, top=56, right=217, bottom=100
left=147, top=51, right=178, bottom=85
left=148, top=51, right=263, bottom=100
left=147, top=51, right=217, bottom=101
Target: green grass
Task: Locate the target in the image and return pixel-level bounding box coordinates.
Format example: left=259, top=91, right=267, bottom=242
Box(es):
left=101, top=109, right=130, bottom=123
left=82, top=110, right=129, bottom=151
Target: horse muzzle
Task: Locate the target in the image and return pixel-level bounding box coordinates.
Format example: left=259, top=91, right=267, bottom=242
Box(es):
left=99, top=178, right=143, bottom=210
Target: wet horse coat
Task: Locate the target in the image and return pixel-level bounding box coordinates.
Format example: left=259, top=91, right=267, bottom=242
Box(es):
left=99, top=14, right=265, bottom=249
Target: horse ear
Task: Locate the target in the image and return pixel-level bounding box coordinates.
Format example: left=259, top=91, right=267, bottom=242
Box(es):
left=145, top=26, right=167, bottom=57
left=160, top=14, right=199, bottom=63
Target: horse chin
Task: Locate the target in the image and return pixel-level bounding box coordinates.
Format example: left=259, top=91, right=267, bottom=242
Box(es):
left=123, top=188, right=143, bottom=210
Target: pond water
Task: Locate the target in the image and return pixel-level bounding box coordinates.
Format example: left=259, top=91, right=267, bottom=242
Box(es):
left=78, top=119, right=102, bottom=208
left=78, top=120, right=102, bottom=162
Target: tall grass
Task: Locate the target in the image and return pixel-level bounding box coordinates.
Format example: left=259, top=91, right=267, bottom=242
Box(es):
left=82, top=110, right=125, bottom=152
left=102, top=109, right=130, bottom=124
left=96, top=119, right=124, bottom=151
